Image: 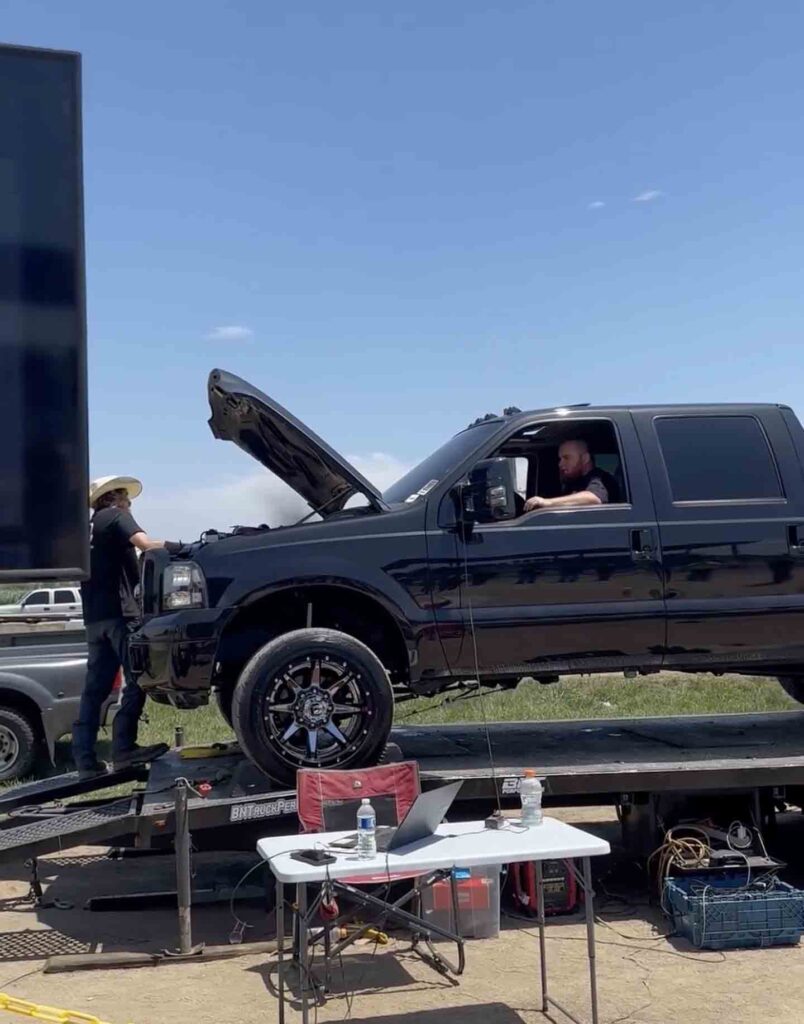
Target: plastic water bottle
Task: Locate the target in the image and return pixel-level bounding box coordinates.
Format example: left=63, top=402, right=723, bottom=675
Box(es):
left=357, top=798, right=377, bottom=859
left=520, top=770, right=543, bottom=826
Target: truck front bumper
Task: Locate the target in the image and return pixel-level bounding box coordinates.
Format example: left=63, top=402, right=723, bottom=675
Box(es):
left=129, top=608, right=231, bottom=699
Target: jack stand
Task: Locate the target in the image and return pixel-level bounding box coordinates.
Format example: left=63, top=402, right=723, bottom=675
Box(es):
left=44, top=780, right=279, bottom=972
left=162, top=778, right=204, bottom=959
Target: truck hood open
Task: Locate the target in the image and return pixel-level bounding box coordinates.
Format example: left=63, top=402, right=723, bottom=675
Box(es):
left=207, top=369, right=387, bottom=517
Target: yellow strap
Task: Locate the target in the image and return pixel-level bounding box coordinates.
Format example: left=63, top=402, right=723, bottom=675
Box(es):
left=178, top=742, right=239, bottom=759
left=0, top=992, right=131, bottom=1024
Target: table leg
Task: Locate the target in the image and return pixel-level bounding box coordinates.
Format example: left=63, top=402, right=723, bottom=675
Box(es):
left=276, top=881, right=285, bottom=1024
left=297, top=881, right=309, bottom=1024
left=535, top=860, right=548, bottom=1013
left=583, top=857, right=600, bottom=1024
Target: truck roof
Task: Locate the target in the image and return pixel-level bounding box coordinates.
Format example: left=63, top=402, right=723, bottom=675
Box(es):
left=468, top=402, right=793, bottom=430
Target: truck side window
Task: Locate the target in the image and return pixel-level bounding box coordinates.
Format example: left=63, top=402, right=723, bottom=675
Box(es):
left=54, top=590, right=75, bottom=604
left=655, top=415, right=783, bottom=503
left=23, top=590, right=49, bottom=607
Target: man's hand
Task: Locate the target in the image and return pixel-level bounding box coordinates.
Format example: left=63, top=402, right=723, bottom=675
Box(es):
left=524, top=490, right=603, bottom=513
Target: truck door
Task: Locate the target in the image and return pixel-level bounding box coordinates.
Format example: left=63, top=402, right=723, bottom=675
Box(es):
left=426, top=411, right=665, bottom=677
left=54, top=589, right=81, bottom=618
left=21, top=590, right=50, bottom=617
left=632, top=408, right=804, bottom=669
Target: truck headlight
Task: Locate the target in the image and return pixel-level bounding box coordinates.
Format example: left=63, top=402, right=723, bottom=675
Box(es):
left=162, top=563, right=207, bottom=611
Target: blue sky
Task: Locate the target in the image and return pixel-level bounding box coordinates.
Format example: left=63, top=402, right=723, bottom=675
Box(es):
left=4, top=2, right=804, bottom=537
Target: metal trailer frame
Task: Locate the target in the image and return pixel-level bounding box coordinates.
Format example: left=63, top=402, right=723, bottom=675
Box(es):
left=2, top=711, right=804, bottom=867
left=0, top=709, right=800, bottom=971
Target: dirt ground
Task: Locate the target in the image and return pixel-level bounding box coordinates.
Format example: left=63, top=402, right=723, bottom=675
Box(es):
left=0, top=807, right=802, bottom=1024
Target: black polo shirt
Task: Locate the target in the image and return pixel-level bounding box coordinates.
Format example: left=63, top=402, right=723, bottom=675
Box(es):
left=81, top=508, right=142, bottom=624
left=563, top=469, right=616, bottom=504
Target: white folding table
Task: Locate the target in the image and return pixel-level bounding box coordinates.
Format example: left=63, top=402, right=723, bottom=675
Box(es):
left=258, top=817, right=610, bottom=1024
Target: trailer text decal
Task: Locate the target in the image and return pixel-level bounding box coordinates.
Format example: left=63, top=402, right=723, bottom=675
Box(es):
left=230, top=797, right=297, bottom=823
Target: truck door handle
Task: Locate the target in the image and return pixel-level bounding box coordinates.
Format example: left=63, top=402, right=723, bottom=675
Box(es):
left=630, top=528, right=654, bottom=562
left=788, top=525, right=804, bottom=556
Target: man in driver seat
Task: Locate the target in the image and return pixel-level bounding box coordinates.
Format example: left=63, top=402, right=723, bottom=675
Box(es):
left=524, top=439, right=617, bottom=512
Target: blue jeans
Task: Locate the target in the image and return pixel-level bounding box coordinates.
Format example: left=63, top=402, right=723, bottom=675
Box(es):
left=71, top=619, right=145, bottom=769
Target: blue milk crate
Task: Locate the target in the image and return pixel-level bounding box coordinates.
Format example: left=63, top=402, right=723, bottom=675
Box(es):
left=665, top=874, right=804, bottom=950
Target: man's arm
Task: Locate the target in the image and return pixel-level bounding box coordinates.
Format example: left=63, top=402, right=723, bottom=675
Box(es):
left=130, top=532, right=184, bottom=554
left=524, top=491, right=602, bottom=512
left=130, top=532, right=166, bottom=552
left=112, top=513, right=180, bottom=553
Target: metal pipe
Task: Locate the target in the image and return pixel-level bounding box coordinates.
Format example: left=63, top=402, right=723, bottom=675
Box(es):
left=174, top=780, right=192, bottom=955
left=297, top=881, right=310, bottom=1024
left=535, top=860, right=548, bottom=1013
left=276, top=881, right=285, bottom=1024
left=583, top=857, right=600, bottom=1024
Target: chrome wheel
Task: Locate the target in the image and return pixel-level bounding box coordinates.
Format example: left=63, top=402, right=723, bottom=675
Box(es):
left=262, top=655, right=374, bottom=768
left=0, top=724, right=20, bottom=772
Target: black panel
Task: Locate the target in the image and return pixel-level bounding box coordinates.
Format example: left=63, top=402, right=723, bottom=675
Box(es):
left=0, top=45, right=88, bottom=579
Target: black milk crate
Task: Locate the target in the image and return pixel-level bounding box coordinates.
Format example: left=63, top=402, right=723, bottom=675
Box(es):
left=665, top=874, right=804, bottom=951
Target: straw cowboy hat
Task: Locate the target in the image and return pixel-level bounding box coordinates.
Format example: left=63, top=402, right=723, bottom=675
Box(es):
left=88, top=475, right=143, bottom=508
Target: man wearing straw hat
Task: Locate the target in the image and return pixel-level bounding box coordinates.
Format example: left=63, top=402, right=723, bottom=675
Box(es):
left=72, top=475, right=182, bottom=778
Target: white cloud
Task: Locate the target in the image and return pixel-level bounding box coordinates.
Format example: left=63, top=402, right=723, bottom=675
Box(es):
left=205, top=325, right=254, bottom=343
left=347, top=452, right=411, bottom=492
left=134, top=452, right=412, bottom=542
left=632, top=189, right=663, bottom=203
left=587, top=201, right=605, bottom=209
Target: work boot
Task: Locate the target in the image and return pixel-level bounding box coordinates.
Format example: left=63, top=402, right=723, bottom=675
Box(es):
left=112, top=743, right=169, bottom=770
left=77, top=760, right=110, bottom=781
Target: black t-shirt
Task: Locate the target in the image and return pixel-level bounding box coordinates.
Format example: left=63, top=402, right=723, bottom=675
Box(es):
left=563, top=469, right=618, bottom=504
left=81, top=508, right=142, bottom=624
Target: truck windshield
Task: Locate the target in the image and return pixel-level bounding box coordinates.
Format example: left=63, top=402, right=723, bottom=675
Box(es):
left=383, top=422, right=502, bottom=505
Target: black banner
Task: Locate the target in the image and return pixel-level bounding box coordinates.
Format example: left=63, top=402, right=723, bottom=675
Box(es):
left=0, top=44, right=88, bottom=580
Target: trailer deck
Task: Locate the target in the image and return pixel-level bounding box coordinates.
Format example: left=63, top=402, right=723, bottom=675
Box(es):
left=1, top=711, right=803, bottom=864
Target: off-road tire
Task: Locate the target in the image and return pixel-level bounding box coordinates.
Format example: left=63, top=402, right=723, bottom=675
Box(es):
left=231, top=628, right=394, bottom=785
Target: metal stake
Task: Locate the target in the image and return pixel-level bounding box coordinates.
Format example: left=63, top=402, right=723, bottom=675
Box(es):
left=160, top=779, right=202, bottom=958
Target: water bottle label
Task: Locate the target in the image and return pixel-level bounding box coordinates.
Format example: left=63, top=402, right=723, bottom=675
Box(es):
left=358, top=817, right=374, bottom=831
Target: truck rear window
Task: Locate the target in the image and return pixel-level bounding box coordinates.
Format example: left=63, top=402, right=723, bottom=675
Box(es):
left=655, top=415, right=783, bottom=503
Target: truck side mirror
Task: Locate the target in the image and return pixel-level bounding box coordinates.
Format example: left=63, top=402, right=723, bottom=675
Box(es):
left=468, top=458, right=517, bottom=523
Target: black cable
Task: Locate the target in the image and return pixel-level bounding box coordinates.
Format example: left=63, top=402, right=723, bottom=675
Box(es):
left=229, top=860, right=267, bottom=936
left=459, top=490, right=502, bottom=813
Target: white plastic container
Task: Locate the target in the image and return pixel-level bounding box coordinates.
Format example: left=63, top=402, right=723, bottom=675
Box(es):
left=520, top=770, right=543, bottom=826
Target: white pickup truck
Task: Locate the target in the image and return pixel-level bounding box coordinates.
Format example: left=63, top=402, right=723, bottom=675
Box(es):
left=0, top=587, right=83, bottom=621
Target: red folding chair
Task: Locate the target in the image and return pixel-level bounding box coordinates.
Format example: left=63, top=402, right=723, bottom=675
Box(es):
left=294, top=762, right=465, bottom=996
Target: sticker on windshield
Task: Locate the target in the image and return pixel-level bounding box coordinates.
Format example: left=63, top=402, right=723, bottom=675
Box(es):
left=404, top=479, right=438, bottom=503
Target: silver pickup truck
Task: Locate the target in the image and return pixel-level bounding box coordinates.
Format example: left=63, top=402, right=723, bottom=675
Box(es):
left=0, top=627, right=117, bottom=781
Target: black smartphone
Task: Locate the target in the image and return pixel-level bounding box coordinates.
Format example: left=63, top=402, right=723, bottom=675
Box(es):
left=290, top=849, right=337, bottom=866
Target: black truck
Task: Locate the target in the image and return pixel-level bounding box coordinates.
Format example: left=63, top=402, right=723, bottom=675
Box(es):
left=130, top=369, right=804, bottom=784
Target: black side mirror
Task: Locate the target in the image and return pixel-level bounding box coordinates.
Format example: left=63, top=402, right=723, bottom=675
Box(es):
left=468, top=458, right=517, bottom=523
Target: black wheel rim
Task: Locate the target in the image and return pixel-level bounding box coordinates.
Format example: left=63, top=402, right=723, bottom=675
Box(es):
left=261, top=654, right=376, bottom=769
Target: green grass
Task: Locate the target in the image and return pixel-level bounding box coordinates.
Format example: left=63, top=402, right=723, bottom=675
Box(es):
left=0, top=584, right=29, bottom=605
left=397, top=671, right=798, bottom=726
left=125, top=670, right=799, bottom=754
